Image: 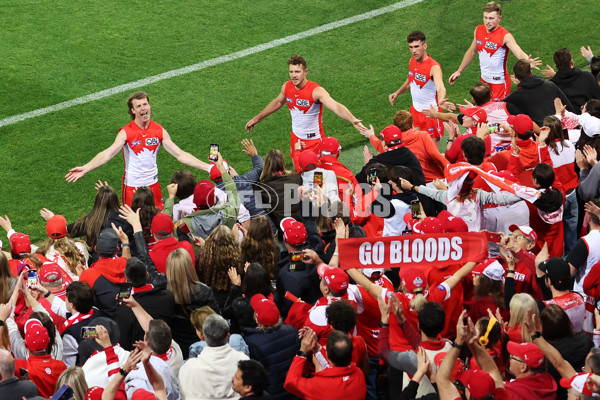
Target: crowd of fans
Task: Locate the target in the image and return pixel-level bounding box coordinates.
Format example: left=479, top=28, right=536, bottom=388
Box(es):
left=3, top=2, right=600, bottom=400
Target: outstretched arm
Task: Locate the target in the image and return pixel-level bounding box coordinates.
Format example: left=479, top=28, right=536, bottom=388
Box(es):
left=162, top=129, right=210, bottom=172
left=449, top=33, right=477, bottom=84
left=314, top=87, right=365, bottom=131
left=66, top=130, right=127, bottom=182
left=504, top=34, right=541, bottom=69
left=431, top=65, right=446, bottom=103
left=389, top=78, right=410, bottom=106
left=444, top=262, right=477, bottom=291
left=245, top=84, right=287, bottom=131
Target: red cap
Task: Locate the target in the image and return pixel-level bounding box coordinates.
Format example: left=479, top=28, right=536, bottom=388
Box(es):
left=560, top=372, right=594, bottom=396
left=437, top=210, right=468, bottom=233
left=433, top=352, right=465, bottom=381
left=412, top=217, right=443, bottom=234
left=39, top=261, right=73, bottom=291
left=46, top=215, right=68, bottom=239
left=507, top=341, right=544, bottom=368
left=403, top=213, right=419, bottom=230
left=509, top=224, right=538, bottom=243
left=320, top=137, right=341, bottom=155
left=507, top=114, right=534, bottom=135
left=132, top=389, right=156, bottom=400
left=280, top=218, right=307, bottom=246
left=459, top=369, right=496, bottom=399
left=24, top=318, right=50, bottom=352
left=9, top=233, right=31, bottom=255
left=380, top=125, right=402, bottom=143
left=151, top=213, right=174, bottom=237
left=193, top=180, right=216, bottom=209
left=208, top=161, right=229, bottom=182
left=459, top=106, right=487, bottom=123
left=472, top=259, right=504, bottom=281
left=299, top=150, right=319, bottom=171
left=85, top=387, right=104, bottom=400
left=250, top=294, right=280, bottom=326
left=400, top=268, right=426, bottom=293
left=317, top=264, right=349, bottom=293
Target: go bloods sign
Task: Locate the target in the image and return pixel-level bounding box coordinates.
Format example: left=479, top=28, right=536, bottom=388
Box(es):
left=337, top=233, right=488, bottom=269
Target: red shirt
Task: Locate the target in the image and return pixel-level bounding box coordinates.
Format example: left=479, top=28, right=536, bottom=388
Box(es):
left=149, top=236, right=195, bottom=274
left=15, top=355, right=67, bottom=398
left=427, top=264, right=464, bottom=338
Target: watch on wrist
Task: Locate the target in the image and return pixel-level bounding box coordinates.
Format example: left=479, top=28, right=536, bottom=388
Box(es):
left=44, top=291, right=52, bottom=298
left=296, top=350, right=307, bottom=358
left=119, top=368, right=128, bottom=377
left=379, top=321, right=389, bottom=327
left=452, top=341, right=465, bottom=350
left=531, top=331, right=541, bottom=341
left=0, top=320, right=5, bottom=327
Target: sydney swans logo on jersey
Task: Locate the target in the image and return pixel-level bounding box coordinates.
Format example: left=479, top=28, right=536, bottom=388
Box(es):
left=131, top=140, right=142, bottom=147
left=414, top=73, right=427, bottom=83
left=485, top=42, right=498, bottom=50
left=145, top=138, right=160, bottom=146
left=296, top=99, right=310, bottom=107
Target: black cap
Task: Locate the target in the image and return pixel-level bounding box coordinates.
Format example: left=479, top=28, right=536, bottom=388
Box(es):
left=539, top=257, right=570, bottom=287
left=96, top=228, right=119, bottom=255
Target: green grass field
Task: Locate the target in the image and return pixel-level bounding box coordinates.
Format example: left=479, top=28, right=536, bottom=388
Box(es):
left=0, top=0, right=597, bottom=244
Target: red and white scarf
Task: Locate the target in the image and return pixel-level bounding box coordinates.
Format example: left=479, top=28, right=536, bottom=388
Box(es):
left=60, top=309, right=94, bottom=335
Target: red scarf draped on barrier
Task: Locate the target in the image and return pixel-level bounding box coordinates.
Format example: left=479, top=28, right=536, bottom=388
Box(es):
left=337, top=232, right=488, bottom=270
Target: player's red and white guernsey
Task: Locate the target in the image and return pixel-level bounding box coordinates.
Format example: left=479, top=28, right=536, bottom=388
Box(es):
left=408, top=56, right=440, bottom=113
left=476, top=25, right=510, bottom=99
left=284, top=80, right=323, bottom=140
left=121, top=120, right=163, bottom=186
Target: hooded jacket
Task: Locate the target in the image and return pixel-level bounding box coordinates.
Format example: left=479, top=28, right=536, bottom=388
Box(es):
left=550, top=67, right=600, bottom=112
left=79, top=257, right=127, bottom=318
left=504, top=372, right=558, bottom=400
left=504, top=75, right=574, bottom=125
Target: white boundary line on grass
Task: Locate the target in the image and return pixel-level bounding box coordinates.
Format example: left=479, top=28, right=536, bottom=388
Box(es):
left=0, top=0, right=424, bottom=129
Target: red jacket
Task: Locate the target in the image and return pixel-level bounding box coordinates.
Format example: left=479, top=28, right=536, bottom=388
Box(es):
left=284, top=356, right=366, bottom=400
left=149, top=236, right=195, bottom=274
left=15, top=355, right=67, bottom=398
left=504, top=372, right=557, bottom=400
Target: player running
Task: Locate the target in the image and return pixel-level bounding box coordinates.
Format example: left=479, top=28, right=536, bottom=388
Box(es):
left=245, top=55, right=366, bottom=168
left=448, top=1, right=541, bottom=101
left=389, top=31, right=448, bottom=146
left=65, top=92, right=210, bottom=208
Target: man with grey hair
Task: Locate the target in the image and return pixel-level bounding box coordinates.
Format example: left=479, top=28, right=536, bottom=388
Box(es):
left=179, top=314, right=249, bottom=399
left=0, top=349, right=39, bottom=400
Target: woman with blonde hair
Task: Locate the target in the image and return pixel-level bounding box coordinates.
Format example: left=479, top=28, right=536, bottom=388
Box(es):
left=507, top=292, right=539, bottom=343
left=167, top=248, right=219, bottom=359
left=55, top=366, right=88, bottom=400
left=240, top=216, right=279, bottom=278
left=256, top=149, right=302, bottom=232
left=197, top=225, right=241, bottom=309
left=37, top=215, right=88, bottom=280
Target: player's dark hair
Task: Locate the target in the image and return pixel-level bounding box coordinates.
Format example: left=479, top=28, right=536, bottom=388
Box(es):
left=513, top=60, right=532, bottom=81
left=532, top=163, right=555, bottom=188
left=554, top=48, right=572, bottom=71
left=418, top=302, right=445, bottom=338
left=389, top=166, right=414, bottom=188
left=125, top=257, right=148, bottom=288
left=470, top=82, right=492, bottom=106
left=326, top=300, right=357, bottom=333
left=126, top=91, right=149, bottom=120
left=238, top=360, right=269, bottom=396
left=326, top=330, right=353, bottom=367
left=393, top=110, right=413, bottom=131
left=407, top=30, right=426, bottom=43
left=171, top=170, right=197, bottom=199
left=147, top=319, right=172, bottom=355
left=461, top=136, right=486, bottom=165
left=66, top=281, right=94, bottom=314
left=287, top=55, right=307, bottom=70
left=483, top=1, right=502, bottom=15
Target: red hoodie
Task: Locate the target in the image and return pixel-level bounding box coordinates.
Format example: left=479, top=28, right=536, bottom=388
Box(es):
left=504, top=372, right=557, bottom=400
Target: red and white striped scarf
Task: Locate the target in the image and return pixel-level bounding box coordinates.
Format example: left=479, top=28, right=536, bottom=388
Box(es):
left=60, top=309, right=94, bottom=335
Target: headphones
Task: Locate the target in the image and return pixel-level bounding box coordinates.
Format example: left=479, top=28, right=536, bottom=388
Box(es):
left=479, top=317, right=498, bottom=347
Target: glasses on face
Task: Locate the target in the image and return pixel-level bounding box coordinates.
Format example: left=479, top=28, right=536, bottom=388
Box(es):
left=509, top=355, right=525, bottom=363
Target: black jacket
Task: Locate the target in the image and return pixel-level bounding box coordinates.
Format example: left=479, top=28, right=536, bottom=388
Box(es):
left=255, top=173, right=303, bottom=237
left=356, top=146, right=425, bottom=186
left=504, top=75, right=575, bottom=125
left=243, top=323, right=300, bottom=400
left=0, top=377, right=39, bottom=400
left=114, top=286, right=176, bottom=350
left=551, top=68, right=600, bottom=112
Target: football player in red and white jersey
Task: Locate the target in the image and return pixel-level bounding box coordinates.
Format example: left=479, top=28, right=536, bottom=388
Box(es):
left=388, top=31, right=447, bottom=147
left=66, top=92, right=210, bottom=208
left=448, top=1, right=541, bottom=101
left=245, top=55, right=366, bottom=169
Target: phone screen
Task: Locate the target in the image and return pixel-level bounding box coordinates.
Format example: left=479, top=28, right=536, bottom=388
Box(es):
left=313, top=172, right=323, bottom=187
left=290, top=251, right=303, bottom=262
left=81, top=326, right=98, bottom=339
left=410, top=200, right=421, bottom=219
left=27, top=270, right=38, bottom=288
left=368, top=169, right=377, bottom=185
left=118, top=283, right=133, bottom=301
left=209, top=144, right=219, bottom=162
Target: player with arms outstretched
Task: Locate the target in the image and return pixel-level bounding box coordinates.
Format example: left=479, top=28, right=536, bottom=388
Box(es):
left=245, top=55, right=366, bottom=168
left=66, top=92, right=210, bottom=208
left=448, top=1, right=541, bottom=101
left=389, top=31, right=447, bottom=146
